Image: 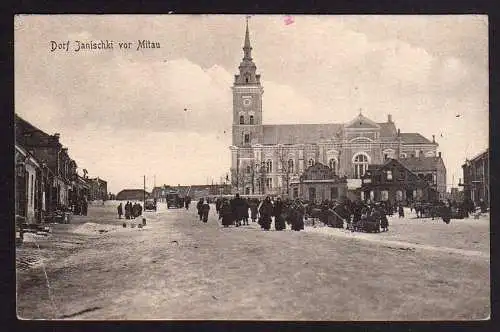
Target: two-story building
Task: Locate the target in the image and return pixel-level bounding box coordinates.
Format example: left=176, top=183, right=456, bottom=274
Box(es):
left=359, top=158, right=437, bottom=204
left=461, top=149, right=489, bottom=206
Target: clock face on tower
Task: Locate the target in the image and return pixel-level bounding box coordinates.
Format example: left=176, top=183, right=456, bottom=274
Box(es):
left=243, top=97, right=252, bottom=107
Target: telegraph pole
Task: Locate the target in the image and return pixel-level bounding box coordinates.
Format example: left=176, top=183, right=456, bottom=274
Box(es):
left=143, top=175, right=146, bottom=206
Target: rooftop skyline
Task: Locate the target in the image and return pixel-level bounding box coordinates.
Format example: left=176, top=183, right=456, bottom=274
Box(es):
left=15, top=15, right=488, bottom=193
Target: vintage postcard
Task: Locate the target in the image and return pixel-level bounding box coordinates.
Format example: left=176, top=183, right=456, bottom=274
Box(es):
left=14, top=14, right=489, bottom=320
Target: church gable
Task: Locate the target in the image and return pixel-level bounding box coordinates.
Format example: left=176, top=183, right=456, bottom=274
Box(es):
left=345, top=114, right=381, bottom=130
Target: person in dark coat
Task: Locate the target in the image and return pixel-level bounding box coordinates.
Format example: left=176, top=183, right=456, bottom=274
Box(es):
left=398, top=204, right=404, bottom=218
left=124, top=201, right=130, bottom=219
left=231, top=194, right=245, bottom=227
left=273, top=197, right=286, bottom=231
left=380, top=206, right=389, bottom=231
left=201, top=199, right=210, bottom=223
left=219, top=199, right=233, bottom=227
left=441, top=201, right=452, bottom=224
left=259, top=196, right=274, bottom=230
left=117, top=203, right=123, bottom=219
left=249, top=199, right=259, bottom=222
left=138, top=203, right=143, bottom=217
left=197, top=198, right=204, bottom=221
left=290, top=199, right=305, bottom=231
left=242, top=198, right=250, bottom=225
left=185, top=196, right=191, bottom=210
left=215, top=198, right=222, bottom=215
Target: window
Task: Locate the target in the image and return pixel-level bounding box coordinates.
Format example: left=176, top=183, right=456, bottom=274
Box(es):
left=245, top=77, right=249, bottom=83
left=266, top=178, right=272, bottom=189
left=288, top=159, right=294, bottom=173
left=244, top=134, right=250, bottom=143
left=353, top=153, right=369, bottom=179
left=396, top=190, right=403, bottom=201
left=249, top=115, right=254, bottom=125
left=246, top=165, right=251, bottom=174
left=384, top=154, right=388, bottom=160
left=381, top=190, right=389, bottom=201
left=328, top=159, right=336, bottom=174
left=331, top=187, right=339, bottom=199
left=400, top=153, right=407, bottom=158
left=386, top=170, right=393, bottom=180
left=239, top=115, right=244, bottom=124
left=293, top=187, right=299, bottom=198
left=265, top=160, right=273, bottom=173
left=308, top=159, right=315, bottom=167
left=245, top=187, right=250, bottom=195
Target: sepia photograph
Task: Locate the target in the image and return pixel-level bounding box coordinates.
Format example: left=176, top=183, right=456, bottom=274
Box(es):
left=14, top=14, right=489, bottom=320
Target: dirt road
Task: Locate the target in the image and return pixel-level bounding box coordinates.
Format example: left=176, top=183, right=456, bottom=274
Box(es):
left=16, top=204, right=490, bottom=320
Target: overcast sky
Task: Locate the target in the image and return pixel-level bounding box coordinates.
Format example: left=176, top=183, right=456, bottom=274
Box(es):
left=15, top=15, right=488, bottom=194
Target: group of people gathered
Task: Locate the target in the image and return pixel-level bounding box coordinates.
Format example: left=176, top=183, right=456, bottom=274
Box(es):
left=117, top=201, right=143, bottom=219
left=213, top=194, right=307, bottom=231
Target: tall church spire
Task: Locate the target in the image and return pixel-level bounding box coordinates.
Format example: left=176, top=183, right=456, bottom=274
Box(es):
left=234, top=17, right=260, bottom=86
left=243, top=17, right=252, bottom=60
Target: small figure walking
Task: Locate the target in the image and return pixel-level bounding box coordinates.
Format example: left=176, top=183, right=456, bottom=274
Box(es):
left=117, top=203, right=123, bottom=219
left=398, top=204, right=404, bottom=218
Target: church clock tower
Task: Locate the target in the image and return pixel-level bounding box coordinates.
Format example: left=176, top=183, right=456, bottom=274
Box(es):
left=232, top=18, right=264, bottom=147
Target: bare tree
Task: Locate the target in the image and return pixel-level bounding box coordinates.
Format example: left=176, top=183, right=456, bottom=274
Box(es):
left=277, top=146, right=292, bottom=196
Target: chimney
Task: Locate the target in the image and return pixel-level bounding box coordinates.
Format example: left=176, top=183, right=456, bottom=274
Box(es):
left=388, top=114, right=392, bottom=123
left=432, top=134, right=435, bottom=143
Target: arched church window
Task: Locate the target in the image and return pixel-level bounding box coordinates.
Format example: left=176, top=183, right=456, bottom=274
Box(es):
left=265, top=160, right=273, bottom=173
left=239, top=115, right=245, bottom=124
left=244, top=134, right=250, bottom=144
left=249, top=115, right=254, bottom=125
left=328, top=159, right=336, bottom=175
left=308, top=159, right=315, bottom=167
left=353, top=153, right=369, bottom=179
left=246, top=77, right=249, bottom=83
left=288, top=159, right=294, bottom=173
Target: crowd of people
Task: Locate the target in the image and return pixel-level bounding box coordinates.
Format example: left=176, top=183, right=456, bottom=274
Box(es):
left=117, top=201, right=143, bottom=219
left=210, top=194, right=307, bottom=231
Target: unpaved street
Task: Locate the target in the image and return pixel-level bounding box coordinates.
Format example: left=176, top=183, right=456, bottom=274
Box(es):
left=17, top=203, right=490, bottom=320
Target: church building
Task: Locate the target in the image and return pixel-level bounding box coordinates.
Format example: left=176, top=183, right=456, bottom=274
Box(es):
left=229, top=21, right=446, bottom=199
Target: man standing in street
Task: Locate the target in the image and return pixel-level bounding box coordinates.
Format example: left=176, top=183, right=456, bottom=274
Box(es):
left=117, top=203, right=123, bottom=219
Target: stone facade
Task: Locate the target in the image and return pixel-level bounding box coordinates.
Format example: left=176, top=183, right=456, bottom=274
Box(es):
left=229, top=21, right=445, bottom=197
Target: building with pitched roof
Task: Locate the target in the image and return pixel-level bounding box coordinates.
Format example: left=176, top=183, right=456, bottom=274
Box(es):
left=230, top=20, right=445, bottom=197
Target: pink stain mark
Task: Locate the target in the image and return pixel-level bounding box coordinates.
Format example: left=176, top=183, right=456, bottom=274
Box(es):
left=284, top=16, right=294, bottom=25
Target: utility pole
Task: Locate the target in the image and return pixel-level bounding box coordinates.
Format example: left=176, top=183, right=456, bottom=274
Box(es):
left=143, top=175, right=146, bottom=206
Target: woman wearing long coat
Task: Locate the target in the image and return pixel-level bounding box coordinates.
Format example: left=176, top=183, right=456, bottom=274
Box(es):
left=197, top=198, right=204, bottom=221
left=259, top=196, right=274, bottom=231
left=219, top=200, right=234, bottom=227
left=249, top=199, right=259, bottom=223
left=273, top=197, right=286, bottom=231
left=291, top=200, right=305, bottom=231
left=201, top=200, right=210, bottom=223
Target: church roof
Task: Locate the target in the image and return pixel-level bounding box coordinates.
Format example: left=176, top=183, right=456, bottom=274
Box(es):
left=399, top=133, right=434, bottom=144
left=379, top=122, right=397, bottom=138
left=262, top=124, right=342, bottom=145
